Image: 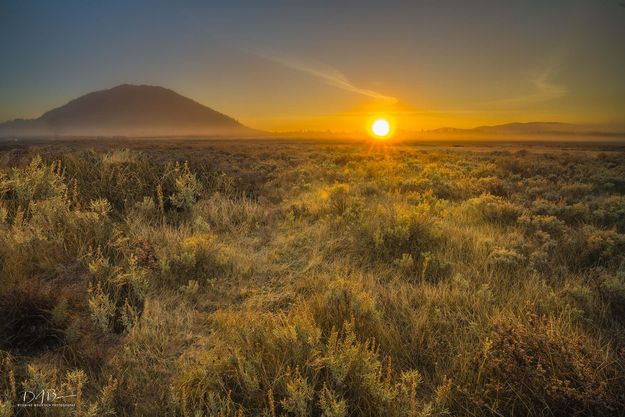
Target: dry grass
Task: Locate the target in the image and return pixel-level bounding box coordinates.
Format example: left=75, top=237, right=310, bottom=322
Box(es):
left=0, top=140, right=624, bottom=416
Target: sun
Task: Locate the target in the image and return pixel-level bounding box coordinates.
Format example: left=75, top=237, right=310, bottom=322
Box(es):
left=370, top=118, right=392, bottom=139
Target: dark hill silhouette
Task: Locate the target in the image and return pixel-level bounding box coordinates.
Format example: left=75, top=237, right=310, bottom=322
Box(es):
left=0, top=84, right=259, bottom=137
left=429, top=122, right=576, bottom=135
left=426, top=122, right=625, bottom=139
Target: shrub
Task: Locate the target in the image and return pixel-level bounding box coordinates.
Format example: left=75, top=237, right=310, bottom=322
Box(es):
left=131, top=196, right=161, bottom=225
left=108, top=299, right=195, bottom=416
left=394, top=251, right=452, bottom=284
left=309, top=278, right=382, bottom=338
left=518, top=213, right=566, bottom=236
left=169, top=161, right=202, bottom=211
left=563, top=226, right=625, bottom=270
left=599, top=275, right=625, bottom=324
left=487, top=247, right=525, bottom=270
left=0, top=352, right=17, bottom=406
left=323, top=183, right=364, bottom=219
left=31, top=196, right=114, bottom=260
left=60, top=149, right=157, bottom=213
left=174, top=312, right=449, bottom=417
left=87, top=251, right=148, bottom=333
left=0, top=156, right=66, bottom=219
left=531, top=198, right=590, bottom=225
left=420, top=165, right=467, bottom=200
left=457, top=313, right=625, bottom=416
left=398, top=178, right=430, bottom=194
left=475, top=176, right=508, bottom=196
left=87, top=282, right=116, bottom=333
left=158, top=232, right=232, bottom=287
left=351, top=203, right=440, bottom=264
left=592, top=195, right=625, bottom=232
left=467, top=193, right=523, bottom=225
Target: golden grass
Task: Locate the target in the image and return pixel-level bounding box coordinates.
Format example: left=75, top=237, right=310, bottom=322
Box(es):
left=0, top=141, right=624, bottom=416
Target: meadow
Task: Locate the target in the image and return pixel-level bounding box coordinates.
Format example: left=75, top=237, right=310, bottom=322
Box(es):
left=1, top=138, right=624, bottom=417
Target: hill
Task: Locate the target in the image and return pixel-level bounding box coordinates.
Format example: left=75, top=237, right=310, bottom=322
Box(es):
left=0, top=84, right=259, bottom=137
left=427, top=122, right=625, bottom=139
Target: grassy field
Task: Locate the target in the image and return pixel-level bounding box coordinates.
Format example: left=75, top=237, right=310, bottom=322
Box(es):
left=1, top=138, right=625, bottom=416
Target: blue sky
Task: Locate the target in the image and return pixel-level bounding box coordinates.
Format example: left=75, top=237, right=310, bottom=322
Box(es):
left=1, top=0, right=624, bottom=130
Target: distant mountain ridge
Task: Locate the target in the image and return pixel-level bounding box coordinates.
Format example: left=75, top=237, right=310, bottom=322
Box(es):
left=474, top=122, right=574, bottom=133
left=0, top=84, right=259, bottom=137
left=427, top=122, right=624, bottom=137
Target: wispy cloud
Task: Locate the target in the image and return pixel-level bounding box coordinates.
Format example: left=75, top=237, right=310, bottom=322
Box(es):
left=255, top=51, right=397, bottom=104
left=487, top=65, right=567, bottom=107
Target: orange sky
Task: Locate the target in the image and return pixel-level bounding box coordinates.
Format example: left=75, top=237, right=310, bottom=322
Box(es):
left=1, top=1, right=624, bottom=133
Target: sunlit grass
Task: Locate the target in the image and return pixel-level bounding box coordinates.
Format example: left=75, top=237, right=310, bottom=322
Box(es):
left=0, top=142, right=624, bottom=416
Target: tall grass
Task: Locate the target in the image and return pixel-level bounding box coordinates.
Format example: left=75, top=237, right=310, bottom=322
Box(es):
left=1, top=143, right=624, bottom=416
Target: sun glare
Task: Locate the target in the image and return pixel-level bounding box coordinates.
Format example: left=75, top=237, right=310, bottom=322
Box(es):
left=371, top=118, right=391, bottom=138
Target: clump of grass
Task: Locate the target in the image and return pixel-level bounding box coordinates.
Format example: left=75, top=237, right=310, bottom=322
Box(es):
left=157, top=232, right=233, bottom=287
left=87, top=250, right=148, bottom=333
left=170, top=161, right=202, bottom=211
left=599, top=274, right=625, bottom=325
left=349, top=202, right=441, bottom=265
left=487, top=247, right=525, bottom=270
left=456, top=312, right=625, bottom=417
left=568, top=226, right=625, bottom=269
left=0, top=155, right=66, bottom=220
left=191, top=192, right=267, bottom=233
left=467, top=193, right=523, bottom=225
left=174, top=310, right=450, bottom=417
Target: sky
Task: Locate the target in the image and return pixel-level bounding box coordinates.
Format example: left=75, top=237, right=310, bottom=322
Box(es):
left=1, top=0, right=624, bottom=132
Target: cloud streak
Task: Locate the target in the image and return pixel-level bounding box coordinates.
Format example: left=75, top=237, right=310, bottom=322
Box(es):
left=486, top=64, right=567, bottom=108
left=256, top=52, right=398, bottom=104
